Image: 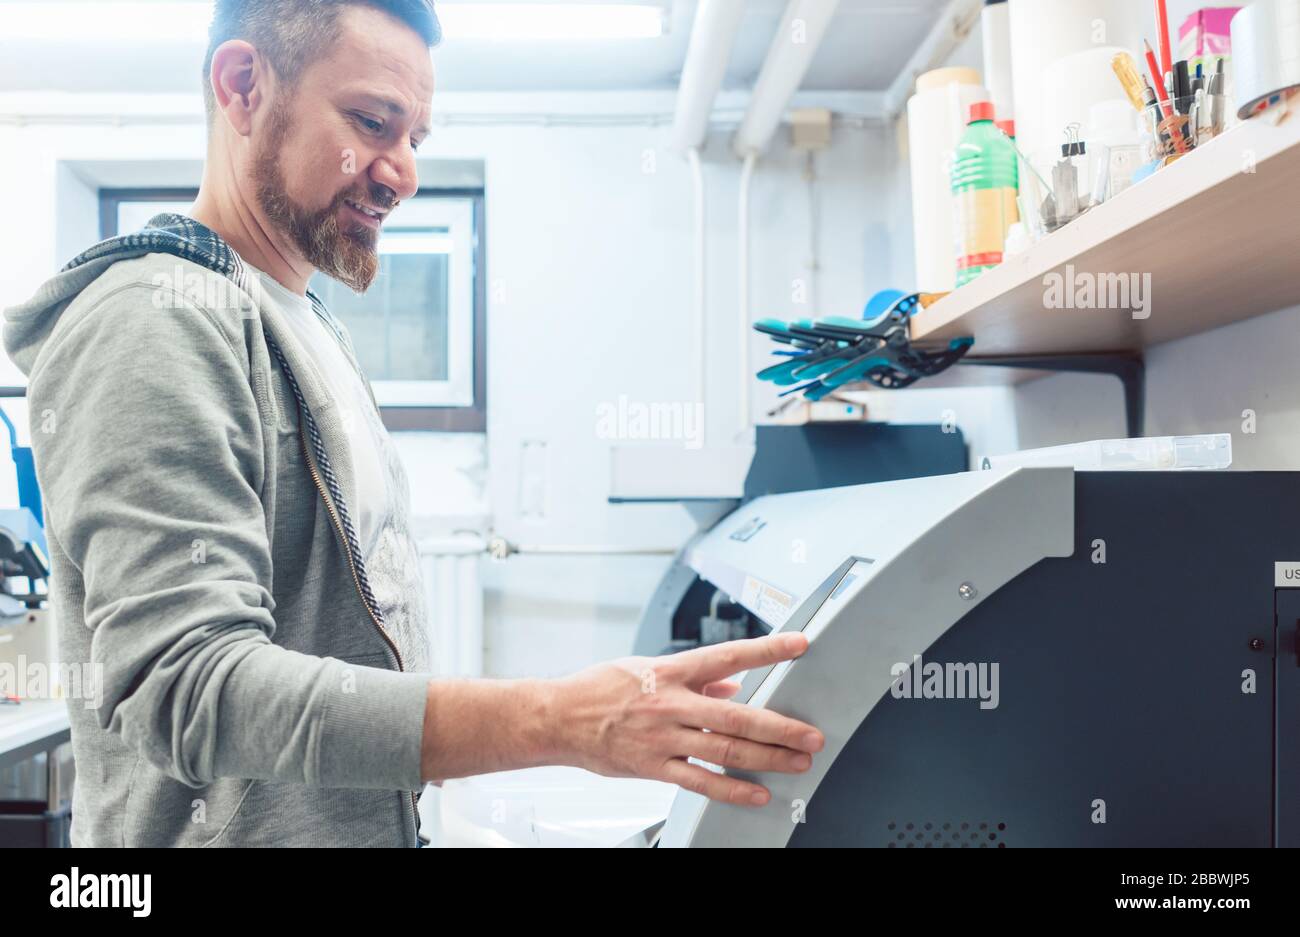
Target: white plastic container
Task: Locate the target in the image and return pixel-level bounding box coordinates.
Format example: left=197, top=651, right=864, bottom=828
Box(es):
left=1087, top=99, right=1148, bottom=201
left=907, top=67, right=990, bottom=293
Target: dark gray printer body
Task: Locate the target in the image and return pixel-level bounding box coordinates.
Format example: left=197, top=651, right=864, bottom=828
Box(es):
left=640, top=468, right=1300, bottom=847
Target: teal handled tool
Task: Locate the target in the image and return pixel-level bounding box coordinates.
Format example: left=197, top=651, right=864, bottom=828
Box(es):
left=754, top=290, right=973, bottom=398
left=754, top=319, right=853, bottom=386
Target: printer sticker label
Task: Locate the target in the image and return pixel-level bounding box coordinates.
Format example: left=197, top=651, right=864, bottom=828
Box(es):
left=741, top=576, right=796, bottom=627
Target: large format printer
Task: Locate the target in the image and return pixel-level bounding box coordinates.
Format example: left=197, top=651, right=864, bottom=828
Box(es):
left=639, top=436, right=1299, bottom=847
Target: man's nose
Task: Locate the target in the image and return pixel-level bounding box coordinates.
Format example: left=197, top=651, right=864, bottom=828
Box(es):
left=370, top=144, right=420, bottom=203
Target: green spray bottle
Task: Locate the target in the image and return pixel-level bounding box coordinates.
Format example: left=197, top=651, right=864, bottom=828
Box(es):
left=951, top=102, right=1019, bottom=287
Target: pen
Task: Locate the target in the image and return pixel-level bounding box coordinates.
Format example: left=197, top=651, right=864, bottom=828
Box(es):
left=1209, top=58, right=1225, bottom=97
left=1209, top=59, right=1226, bottom=133
left=1142, top=79, right=1158, bottom=109
left=1145, top=46, right=1188, bottom=155
left=1141, top=80, right=1175, bottom=152
left=1144, top=40, right=1175, bottom=118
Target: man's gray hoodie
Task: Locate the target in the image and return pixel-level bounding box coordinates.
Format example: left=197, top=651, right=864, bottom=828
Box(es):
left=2, top=215, right=434, bottom=847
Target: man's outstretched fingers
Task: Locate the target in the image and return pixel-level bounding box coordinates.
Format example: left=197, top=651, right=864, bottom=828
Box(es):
left=678, top=729, right=813, bottom=774
left=659, top=758, right=772, bottom=806
left=675, top=633, right=810, bottom=687
left=681, top=697, right=824, bottom=752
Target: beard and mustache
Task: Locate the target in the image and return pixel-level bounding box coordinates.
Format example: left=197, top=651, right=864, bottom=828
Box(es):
left=253, top=97, right=392, bottom=293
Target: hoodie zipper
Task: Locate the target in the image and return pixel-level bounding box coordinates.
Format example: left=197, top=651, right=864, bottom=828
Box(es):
left=298, top=422, right=404, bottom=667
left=296, top=400, right=422, bottom=844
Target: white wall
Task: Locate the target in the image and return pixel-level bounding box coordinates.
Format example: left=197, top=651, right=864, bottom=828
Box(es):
left=1014, top=302, right=1300, bottom=469
left=442, top=110, right=1010, bottom=674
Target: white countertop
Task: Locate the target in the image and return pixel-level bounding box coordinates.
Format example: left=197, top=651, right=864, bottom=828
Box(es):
left=0, top=697, right=70, bottom=765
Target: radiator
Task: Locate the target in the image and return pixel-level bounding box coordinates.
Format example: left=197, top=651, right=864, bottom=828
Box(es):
left=418, top=535, right=486, bottom=679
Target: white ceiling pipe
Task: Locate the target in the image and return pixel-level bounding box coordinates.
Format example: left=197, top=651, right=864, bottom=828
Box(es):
left=733, top=0, right=842, bottom=158
left=670, top=0, right=748, bottom=153
left=687, top=145, right=708, bottom=447
left=882, top=0, right=983, bottom=119
left=736, top=151, right=757, bottom=439
left=671, top=2, right=745, bottom=450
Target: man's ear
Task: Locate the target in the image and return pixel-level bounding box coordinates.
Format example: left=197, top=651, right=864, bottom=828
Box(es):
left=209, top=39, right=264, bottom=137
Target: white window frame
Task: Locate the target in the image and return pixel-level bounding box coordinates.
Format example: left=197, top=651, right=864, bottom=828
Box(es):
left=370, top=196, right=476, bottom=408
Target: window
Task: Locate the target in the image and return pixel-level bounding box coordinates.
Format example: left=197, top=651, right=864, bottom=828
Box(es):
left=99, top=188, right=486, bottom=432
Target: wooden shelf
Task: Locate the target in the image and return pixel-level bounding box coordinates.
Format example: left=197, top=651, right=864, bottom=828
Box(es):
left=909, top=110, right=1300, bottom=384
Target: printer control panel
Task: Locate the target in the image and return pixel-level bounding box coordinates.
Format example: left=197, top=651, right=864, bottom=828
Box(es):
left=802, top=559, right=875, bottom=642
left=747, top=559, right=875, bottom=709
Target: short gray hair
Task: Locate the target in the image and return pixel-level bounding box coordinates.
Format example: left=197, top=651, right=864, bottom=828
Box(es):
left=202, top=0, right=441, bottom=120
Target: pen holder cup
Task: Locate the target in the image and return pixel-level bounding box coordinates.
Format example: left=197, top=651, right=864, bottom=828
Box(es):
left=1144, top=93, right=1228, bottom=160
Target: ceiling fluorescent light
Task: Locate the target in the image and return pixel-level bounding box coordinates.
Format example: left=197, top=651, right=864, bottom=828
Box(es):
left=0, top=1, right=664, bottom=44
left=0, top=2, right=213, bottom=42
left=438, top=3, right=665, bottom=41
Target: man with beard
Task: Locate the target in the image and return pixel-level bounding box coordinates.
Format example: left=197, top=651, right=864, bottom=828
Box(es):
left=1, top=0, right=823, bottom=847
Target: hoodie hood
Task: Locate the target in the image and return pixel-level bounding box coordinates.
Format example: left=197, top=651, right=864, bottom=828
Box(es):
left=3, top=213, right=253, bottom=379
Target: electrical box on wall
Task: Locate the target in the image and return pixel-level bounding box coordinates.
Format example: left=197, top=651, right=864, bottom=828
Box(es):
left=790, top=107, right=833, bottom=152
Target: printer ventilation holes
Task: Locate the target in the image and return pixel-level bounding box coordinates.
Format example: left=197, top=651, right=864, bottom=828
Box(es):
left=886, top=821, right=1007, bottom=847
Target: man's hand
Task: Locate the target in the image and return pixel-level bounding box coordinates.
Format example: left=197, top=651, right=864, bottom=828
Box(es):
left=548, top=633, right=824, bottom=806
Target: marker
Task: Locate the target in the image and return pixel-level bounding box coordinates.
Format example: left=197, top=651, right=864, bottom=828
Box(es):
left=1155, top=0, right=1174, bottom=81
left=1176, top=60, right=1191, bottom=112
left=1209, top=59, right=1226, bottom=133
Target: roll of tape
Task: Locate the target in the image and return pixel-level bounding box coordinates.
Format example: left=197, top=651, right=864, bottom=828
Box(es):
left=1232, top=0, right=1300, bottom=118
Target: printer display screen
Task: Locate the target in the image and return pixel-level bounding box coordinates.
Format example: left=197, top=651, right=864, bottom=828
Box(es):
left=802, top=559, right=874, bottom=643
left=746, top=559, right=875, bottom=709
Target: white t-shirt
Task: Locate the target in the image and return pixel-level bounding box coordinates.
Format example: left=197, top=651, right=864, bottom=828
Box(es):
left=256, top=271, right=389, bottom=550
left=252, top=269, right=432, bottom=673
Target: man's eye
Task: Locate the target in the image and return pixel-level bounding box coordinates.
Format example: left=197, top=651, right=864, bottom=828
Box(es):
left=354, top=114, right=384, bottom=134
